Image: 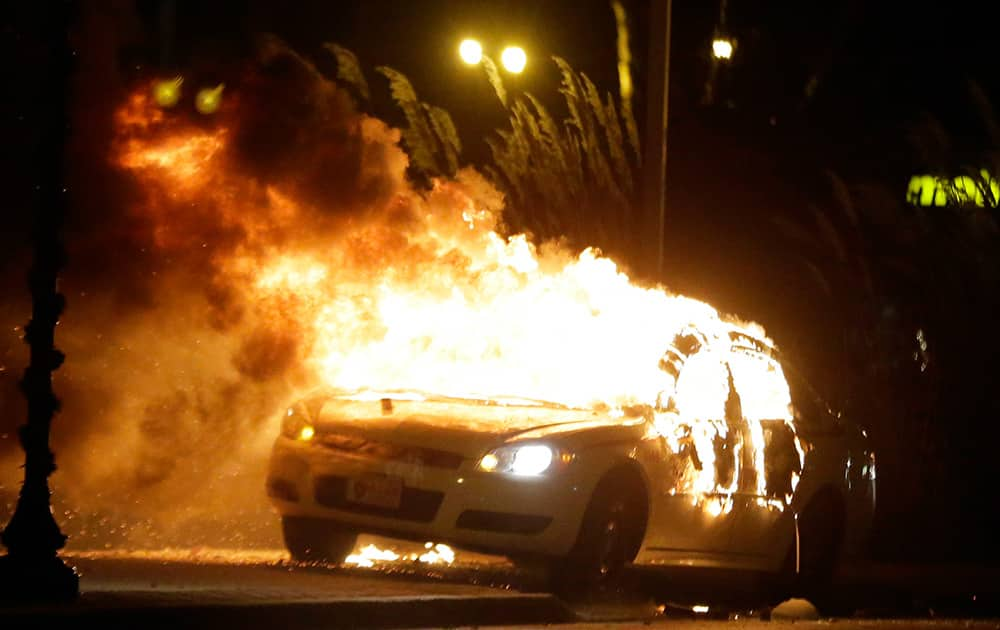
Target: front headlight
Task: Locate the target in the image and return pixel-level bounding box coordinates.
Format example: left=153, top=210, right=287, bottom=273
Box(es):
left=281, top=405, right=314, bottom=441
left=479, top=443, right=560, bottom=476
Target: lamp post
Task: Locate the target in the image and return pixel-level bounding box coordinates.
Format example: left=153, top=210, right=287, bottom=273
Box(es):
left=703, top=0, right=734, bottom=105
left=642, top=0, right=673, bottom=280
left=0, top=0, right=79, bottom=601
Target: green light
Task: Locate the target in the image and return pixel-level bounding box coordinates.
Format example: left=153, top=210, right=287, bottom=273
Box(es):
left=195, top=84, right=224, bottom=115
left=152, top=77, right=183, bottom=108
left=985, top=168, right=1000, bottom=205
left=907, top=171, right=999, bottom=208
left=953, top=175, right=980, bottom=206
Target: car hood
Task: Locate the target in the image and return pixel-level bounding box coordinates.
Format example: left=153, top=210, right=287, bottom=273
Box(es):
left=312, top=396, right=646, bottom=458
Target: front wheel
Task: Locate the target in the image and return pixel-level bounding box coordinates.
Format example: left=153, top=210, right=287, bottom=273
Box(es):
left=547, top=475, right=645, bottom=600
left=282, top=516, right=358, bottom=564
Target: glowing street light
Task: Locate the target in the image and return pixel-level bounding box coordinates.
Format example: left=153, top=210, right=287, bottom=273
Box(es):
left=152, top=76, right=183, bottom=108
left=712, top=37, right=734, bottom=60
left=195, top=84, right=224, bottom=115
left=459, top=38, right=483, bottom=65
left=500, top=46, right=527, bottom=74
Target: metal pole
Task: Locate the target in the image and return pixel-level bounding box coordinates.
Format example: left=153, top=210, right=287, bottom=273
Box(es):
left=642, top=0, right=672, bottom=280
left=0, top=0, right=79, bottom=601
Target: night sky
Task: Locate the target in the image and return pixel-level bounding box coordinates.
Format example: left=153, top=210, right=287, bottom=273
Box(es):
left=107, top=0, right=1000, bottom=313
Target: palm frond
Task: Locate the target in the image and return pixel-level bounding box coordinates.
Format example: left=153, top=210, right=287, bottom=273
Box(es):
left=485, top=55, right=640, bottom=257
left=323, top=43, right=370, bottom=101
left=481, top=55, right=507, bottom=107
left=377, top=66, right=461, bottom=180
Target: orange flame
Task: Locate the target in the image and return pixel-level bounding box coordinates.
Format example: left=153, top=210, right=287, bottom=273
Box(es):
left=112, top=83, right=802, bottom=516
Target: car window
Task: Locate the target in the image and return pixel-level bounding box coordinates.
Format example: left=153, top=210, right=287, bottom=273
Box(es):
left=761, top=419, right=801, bottom=498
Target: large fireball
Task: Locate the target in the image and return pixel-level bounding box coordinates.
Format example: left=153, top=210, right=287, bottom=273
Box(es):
left=0, top=42, right=798, bottom=553
left=114, top=85, right=770, bottom=411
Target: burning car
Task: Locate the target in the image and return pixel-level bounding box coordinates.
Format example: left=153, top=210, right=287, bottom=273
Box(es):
left=108, top=73, right=872, bottom=594
left=266, top=325, right=876, bottom=593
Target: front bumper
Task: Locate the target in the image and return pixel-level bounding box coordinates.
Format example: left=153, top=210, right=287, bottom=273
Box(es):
left=266, top=436, right=594, bottom=557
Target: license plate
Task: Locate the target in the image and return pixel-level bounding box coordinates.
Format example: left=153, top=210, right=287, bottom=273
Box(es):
left=347, top=474, right=403, bottom=509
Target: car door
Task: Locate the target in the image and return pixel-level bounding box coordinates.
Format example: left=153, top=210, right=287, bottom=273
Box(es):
left=725, top=349, right=803, bottom=566
left=644, top=347, right=738, bottom=556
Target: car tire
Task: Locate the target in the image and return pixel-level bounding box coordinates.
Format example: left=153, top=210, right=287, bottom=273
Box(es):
left=781, top=491, right=847, bottom=615
left=547, top=472, right=645, bottom=600
left=282, top=516, right=358, bottom=564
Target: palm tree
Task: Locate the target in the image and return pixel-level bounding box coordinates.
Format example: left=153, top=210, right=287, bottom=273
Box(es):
left=771, top=86, right=1000, bottom=560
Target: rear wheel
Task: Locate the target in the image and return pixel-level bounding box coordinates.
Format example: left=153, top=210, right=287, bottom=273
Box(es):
left=282, top=516, right=358, bottom=564
left=797, top=492, right=844, bottom=586
left=548, top=470, right=646, bottom=600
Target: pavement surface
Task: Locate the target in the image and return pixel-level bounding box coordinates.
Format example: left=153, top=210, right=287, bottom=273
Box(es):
left=0, top=547, right=572, bottom=628
left=488, top=623, right=1000, bottom=629
left=0, top=542, right=999, bottom=628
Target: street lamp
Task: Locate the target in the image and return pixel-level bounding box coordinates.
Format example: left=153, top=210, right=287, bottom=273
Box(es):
left=456, top=39, right=526, bottom=107
left=152, top=76, right=183, bottom=108
left=195, top=84, right=224, bottom=115
left=500, top=46, right=527, bottom=74
left=457, top=39, right=527, bottom=75
left=712, top=37, right=734, bottom=60
left=702, top=0, right=733, bottom=106
left=459, top=38, right=483, bottom=65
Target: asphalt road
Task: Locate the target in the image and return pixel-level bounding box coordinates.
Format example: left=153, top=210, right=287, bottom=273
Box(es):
left=499, top=623, right=1000, bottom=629
left=1, top=540, right=998, bottom=628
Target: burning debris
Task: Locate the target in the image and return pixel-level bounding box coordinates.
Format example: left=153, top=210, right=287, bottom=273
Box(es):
left=344, top=541, right=456, bottom=569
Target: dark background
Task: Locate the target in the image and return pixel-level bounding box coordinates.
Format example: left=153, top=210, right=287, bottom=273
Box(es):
left=2, top=1, right=998, bottom=563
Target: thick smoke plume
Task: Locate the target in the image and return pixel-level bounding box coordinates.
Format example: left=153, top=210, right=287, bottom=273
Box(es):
left=0, top=39, right=420, bottom=549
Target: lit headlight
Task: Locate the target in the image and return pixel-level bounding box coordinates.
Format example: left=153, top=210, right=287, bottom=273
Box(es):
left=479, top=444, right=557, bottom=476
left=281, top=405, right=314, bottom=441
